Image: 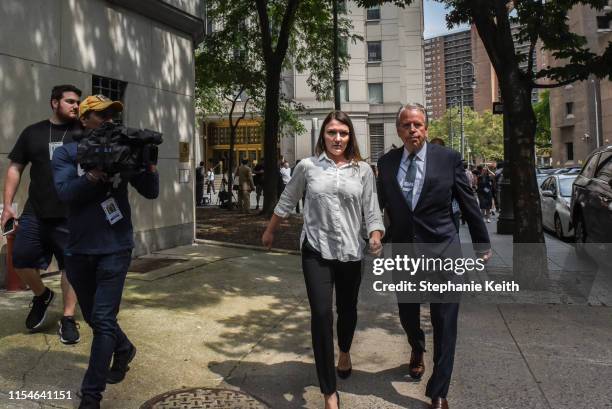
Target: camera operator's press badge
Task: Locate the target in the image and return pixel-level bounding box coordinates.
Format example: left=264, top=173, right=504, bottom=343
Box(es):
left=101, top=197, right=123, bottom=225
left=49, top=142, right=63, bottom=160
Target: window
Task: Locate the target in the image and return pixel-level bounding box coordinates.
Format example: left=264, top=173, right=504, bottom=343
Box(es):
left=370, top=124, right=385, bottom=162
left=597, top=15, right=612, bottom=30
left=368, top=83, right=383, bottom=104
left=367, top=6, right=381, bottom=20
left=566, top=142, right=574, bottom=161
left=339, top=80, right=349, bottom=102
left=582, top=153, right=600, bottom=178
left=566, top=102, right=574, bottom=117
left=367, top=41, right=382, bottom=62
left=594, top=153, right=612, bottom=183
left=339, top=37, right=349, bottom=58
left=92, top=75, right=127, bottom=123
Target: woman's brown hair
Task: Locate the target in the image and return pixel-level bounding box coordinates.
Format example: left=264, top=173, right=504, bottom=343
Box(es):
left=315, top=110, right=363, bottom=162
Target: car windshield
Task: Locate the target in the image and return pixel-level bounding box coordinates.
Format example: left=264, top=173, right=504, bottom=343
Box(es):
left=559, top=177, right=576, bottom=197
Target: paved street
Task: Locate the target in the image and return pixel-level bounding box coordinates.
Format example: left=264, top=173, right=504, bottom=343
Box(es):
left=1, top=223, right=611, bottom=408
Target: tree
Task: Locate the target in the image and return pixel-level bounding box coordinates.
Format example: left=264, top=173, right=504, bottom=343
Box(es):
left=195, top=12, right=265, bottom=209
left=436, top=0, right=611, bottom=281
left=533, top=90, right=552, bottom=161
left=429, top=107, right=504, bottom=163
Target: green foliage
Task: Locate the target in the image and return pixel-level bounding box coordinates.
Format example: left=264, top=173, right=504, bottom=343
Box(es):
left=533, top=90, right=552, bottom=156
left=429, top=107, right=504, bottom=163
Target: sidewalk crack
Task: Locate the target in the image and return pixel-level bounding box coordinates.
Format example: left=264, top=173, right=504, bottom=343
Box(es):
left=19, top=334, right=52, bottom=390
left=497, top=305, right=554, bottom=409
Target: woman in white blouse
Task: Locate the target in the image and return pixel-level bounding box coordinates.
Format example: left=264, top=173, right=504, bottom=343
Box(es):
left=262, top=111, right=385, bottom=409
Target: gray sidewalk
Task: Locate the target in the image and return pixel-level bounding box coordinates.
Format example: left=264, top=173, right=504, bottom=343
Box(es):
left=1, top=225, right=611, bottom=408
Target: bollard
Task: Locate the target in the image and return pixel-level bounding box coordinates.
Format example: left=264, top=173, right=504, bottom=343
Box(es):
left=4, top=233, right=26, bottom=292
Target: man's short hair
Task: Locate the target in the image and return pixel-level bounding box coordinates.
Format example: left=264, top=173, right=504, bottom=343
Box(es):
left=396, top=102, right=428, bottom=128
left=50, top=84, right=82, bottom=104
left=241, top=159, right=248, bottom=165
left=199, top=161, right=205, bottom=166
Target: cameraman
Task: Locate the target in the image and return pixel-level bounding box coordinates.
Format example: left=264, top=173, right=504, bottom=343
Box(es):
left=52, top=95, right=159, bottom=409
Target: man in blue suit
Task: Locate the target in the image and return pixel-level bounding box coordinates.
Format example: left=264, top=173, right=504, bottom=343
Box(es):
left=377, top=103, right=491, bottom=409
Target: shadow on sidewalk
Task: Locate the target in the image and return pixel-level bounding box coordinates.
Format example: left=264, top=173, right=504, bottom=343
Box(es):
left=209, top=360, right=429, bottom=409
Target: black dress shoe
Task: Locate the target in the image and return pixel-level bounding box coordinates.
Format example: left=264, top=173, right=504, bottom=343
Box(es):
left=408, top=350, right=425, bottom=379
left=78, top=395, right=100, bottom=409
left=430, top=397, right=449, bottom=409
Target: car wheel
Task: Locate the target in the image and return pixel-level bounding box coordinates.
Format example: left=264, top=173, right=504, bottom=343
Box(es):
left=574, top=214, right=588, bottom=258
left=554, top=214, right=564, bottom=238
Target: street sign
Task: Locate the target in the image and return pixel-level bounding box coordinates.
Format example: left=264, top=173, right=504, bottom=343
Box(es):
left=493, top=102, right=504, bottom=115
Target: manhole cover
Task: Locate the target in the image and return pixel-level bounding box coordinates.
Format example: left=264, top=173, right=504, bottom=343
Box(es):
left=140, top=387, right=268, bottom=409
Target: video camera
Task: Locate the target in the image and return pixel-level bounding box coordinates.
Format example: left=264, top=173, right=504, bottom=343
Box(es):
left=77, top=122, right=163, bottom=175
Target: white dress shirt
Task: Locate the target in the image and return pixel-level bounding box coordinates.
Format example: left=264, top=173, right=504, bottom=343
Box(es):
left=396, top=142, right=427, bottom=209
left=274, top=152, right=385, bottom=262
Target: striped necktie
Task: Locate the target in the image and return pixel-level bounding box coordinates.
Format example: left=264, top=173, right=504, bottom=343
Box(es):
left=402, top=153, right=417, bottom=209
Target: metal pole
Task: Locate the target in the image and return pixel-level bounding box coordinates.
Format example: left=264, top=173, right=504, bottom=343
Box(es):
left=332, top=0, right=341, bottom=110
left=593, top=78, right=601, bottom=149
left=311, top=118, right=319, bottom=156
left=460, top=88, right=465, bottom=159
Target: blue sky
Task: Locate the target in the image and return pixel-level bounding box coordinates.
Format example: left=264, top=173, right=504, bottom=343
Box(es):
left=423, top=0, right=468, bottom=38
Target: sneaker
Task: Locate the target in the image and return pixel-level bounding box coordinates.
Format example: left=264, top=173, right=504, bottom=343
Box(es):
left=26, top=288, right=55, bottom=331
left=58, top=316, right=80, bottom=344
left=107, top=344, right=137, bottom=384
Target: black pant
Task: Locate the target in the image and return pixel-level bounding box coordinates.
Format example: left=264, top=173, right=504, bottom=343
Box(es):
left=398, top=302, right=459, bottom=399
left=301, top=242, right=362, bottom=395
left=65, top=251, right=133, bottom=402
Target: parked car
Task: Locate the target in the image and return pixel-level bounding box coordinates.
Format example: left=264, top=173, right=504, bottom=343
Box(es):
left=571, top=145, right=612, bottom=256
left=540, top=174, right=577, bottom=238
left=537, top=173, right=549, bottom=189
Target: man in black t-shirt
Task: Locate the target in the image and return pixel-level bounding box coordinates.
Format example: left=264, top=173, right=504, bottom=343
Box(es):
left=195, top=161, right=205, bottom=206
left=1, top=84, right=82, bottom=344
left=253, top=159, right=264, bottom=210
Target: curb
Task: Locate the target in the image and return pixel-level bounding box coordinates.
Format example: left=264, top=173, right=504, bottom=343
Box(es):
left=194, top=239, right=301, bottom=255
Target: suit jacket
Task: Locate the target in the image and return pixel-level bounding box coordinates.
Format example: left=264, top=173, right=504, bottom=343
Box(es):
left=377, top=143, right=489, bottom=249
left=237, top=164, right=255, bottom=191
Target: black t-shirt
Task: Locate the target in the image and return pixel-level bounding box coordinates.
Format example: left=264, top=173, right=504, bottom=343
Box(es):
left=195, top=166, right=205, bottom=184
left=8, top=119, right=81, bottom=219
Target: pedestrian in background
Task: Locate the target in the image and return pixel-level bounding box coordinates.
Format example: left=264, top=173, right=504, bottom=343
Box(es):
left=195, top=161, right=205, bottom=206
left=253, top=159, right=265, bottom=210
left=279, top=160, right=292, bottom=194
left=237, top=159, right=255, bottom=213
left=476, top=165, right=494, bottom=222
left=262, top=111, right=384, bottom=409
left=206, top=166, right=216, bottom=195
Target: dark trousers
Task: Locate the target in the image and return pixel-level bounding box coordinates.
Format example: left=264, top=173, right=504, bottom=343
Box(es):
left=301, top=243, right=362, bottom=395
left=398, top=302, right=459, bottom=399
left=195, top=183, right=204, bottom=205
left=65, top=251, right=133, bottom=402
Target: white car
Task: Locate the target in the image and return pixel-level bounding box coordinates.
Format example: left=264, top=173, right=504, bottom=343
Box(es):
left=540, top=174, right=577, bottom=238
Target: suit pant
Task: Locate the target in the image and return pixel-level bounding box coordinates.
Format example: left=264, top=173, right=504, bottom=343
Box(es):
left=302, top=242, right=362, bottom=394
left=398, top=302, right=459, bottom=399
left=239, top=189, right=250, bottom=212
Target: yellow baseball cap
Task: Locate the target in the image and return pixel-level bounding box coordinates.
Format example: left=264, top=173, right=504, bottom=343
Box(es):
left=79, top=94, right=123, bottom=118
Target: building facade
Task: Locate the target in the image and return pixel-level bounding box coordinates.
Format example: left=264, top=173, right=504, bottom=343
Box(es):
left=549, top=2, right=612, bottom=167
left=201, top=1, right=426, bottom=168
left=286, top=1, right=425, bottom=164
left=0, top=0, right=204, bottom=277
left=424, top=36, right=446, bottom=119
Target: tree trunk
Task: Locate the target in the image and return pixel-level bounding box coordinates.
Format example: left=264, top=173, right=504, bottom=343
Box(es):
left=501, top=69, right=548, bottom=288
left=261, top=65, right=282, bottom=217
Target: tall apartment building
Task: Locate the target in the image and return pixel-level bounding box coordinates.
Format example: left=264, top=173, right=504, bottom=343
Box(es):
left=549, top=2, right=612, bottom=167
left=424, top=36, right=446, bottom=119
left=425, top=25, right=542, bottom=119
